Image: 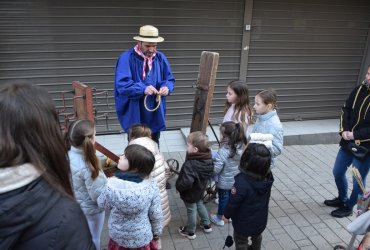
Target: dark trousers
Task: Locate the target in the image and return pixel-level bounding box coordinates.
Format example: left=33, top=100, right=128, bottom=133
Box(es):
left=151, top=132, right=160, bottom=146
left=234, top=232, right=262, bottom=250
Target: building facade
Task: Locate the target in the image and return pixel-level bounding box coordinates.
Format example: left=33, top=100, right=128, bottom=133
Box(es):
left=1, top=0, right=369, bottom=132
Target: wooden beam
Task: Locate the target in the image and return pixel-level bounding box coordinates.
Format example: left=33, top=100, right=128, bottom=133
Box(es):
left=190, top=51, right=219, bottom=134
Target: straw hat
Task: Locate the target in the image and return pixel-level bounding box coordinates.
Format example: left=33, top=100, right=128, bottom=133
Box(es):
left=133, top=25, right=164, bottom=43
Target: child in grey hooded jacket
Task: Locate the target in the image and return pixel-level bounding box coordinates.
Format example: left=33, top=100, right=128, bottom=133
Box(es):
left=210, top=121, right=247, bottom=227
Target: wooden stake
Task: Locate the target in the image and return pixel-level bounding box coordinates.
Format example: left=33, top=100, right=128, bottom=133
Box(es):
left=190, top=51, right=219, bottom=134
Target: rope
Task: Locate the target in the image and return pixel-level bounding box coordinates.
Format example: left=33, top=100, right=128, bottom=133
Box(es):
left=144, top=94, right=161, bottom=112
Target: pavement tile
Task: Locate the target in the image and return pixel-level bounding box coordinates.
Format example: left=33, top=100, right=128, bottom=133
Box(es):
left=309, top=234, right=333, bottom=249
left=317, top=227, right=342, bottom=244
left=295, top=239, right=313, bottom=248
left=269, top=206, right=287, bottom=218
left=283, top=224, right=306, bottom=241
left=263, top=240, right=284, bottom=250
left=300, top=226, right=319, bottom=237
left=276, top=216, right=295, bottom=226
left=287, top=212, right=310, bottom=227
left=97, top=133, right=369, bottom=250
left=274, top=233, right=298, bottom=249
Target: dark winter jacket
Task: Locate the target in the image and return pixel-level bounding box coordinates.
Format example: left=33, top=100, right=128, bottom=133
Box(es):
left=175, top=150, right=214, bottom=203
left=0, top=178, right=95, bottom=250
left=340, top=81, right=370, bottom=150
left=224, top=170, right=274, bottom=236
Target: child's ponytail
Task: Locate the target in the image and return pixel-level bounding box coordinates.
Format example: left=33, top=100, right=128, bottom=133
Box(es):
left=220, top=121, right=247, bottom=158
left=82, top=135, right=100, bottom=179
left=67, top=119, right=100, bottom=180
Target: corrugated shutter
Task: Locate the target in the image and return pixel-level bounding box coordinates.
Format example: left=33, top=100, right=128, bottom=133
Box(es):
left=0, top=0, right=244, bottom=132
left=246, top=0, right=370, bottom=120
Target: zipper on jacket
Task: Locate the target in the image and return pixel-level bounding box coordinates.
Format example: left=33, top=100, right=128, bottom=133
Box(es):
left=352, top=93, right=370, bottom=144
left=364, top=102, right=370, bottom=119
left=352, top=85, right=363, bottom=110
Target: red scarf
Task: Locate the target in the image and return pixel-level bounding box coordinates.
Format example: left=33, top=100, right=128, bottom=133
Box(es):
left=134, top=43, right=156, bottom=80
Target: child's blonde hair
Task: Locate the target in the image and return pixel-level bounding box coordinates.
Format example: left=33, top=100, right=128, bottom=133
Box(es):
left=187, top=131, right=209, bottom=153
left=128, top=123, right=152, bottom=141
left=224, top=80, right=251, bottom=124
left=256, top=89, right=278, bottom=110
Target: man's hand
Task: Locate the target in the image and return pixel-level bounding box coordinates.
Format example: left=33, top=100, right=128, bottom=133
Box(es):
left=159, top=86, right=169, bottom=96
left=342, top=131, right=354, bottom=140
left=144, top=85, right=158, bottom=95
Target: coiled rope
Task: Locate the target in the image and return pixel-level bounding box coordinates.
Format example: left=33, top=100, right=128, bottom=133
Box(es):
left=144, top=94, right=162, bottom=112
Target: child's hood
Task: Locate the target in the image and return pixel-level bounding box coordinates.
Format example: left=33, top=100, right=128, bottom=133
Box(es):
left=243, top=171, right=274, bottom=195
left=186, top=151, right=213, bottom=179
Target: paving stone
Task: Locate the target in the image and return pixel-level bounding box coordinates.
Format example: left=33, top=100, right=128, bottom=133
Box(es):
left=287, top=212, right=310, bottom=227
left=301, top=210, right=322, bottom=224
left=276, top=216, right=295, bottom=226
left=190, top=234, right=210, bottom=249
left=317, top=227, right=342, bottom=244
left=98, top=139, right=369, bottom=250
left=274, top=233, right=298, bottom=249
left=269, top=206, right=287, bottom=218
left=309, top=234, right=333, bottom=249
left=174, top=240, right=194, bottom=250
left=283, top=224, right=306, bottom=241
left=267, top=217, right=281, bottom=229
left=299, top=245, right=318, bottom=250
left=295, top=239, right=313, bottom=248
left=301, top=226, right=319, bottom=237
left=262, top=240, right=284, bottom=250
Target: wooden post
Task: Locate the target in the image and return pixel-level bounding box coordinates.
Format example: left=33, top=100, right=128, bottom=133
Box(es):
left=72, top=81, right=94, bottom=121
left=190, top=51, right=219, bottom=134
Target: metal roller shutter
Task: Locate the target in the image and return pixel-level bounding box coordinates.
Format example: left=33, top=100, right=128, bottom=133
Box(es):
left=0, top=0, right=244, bottom=133
left=246, top=0, right=370, bottom=121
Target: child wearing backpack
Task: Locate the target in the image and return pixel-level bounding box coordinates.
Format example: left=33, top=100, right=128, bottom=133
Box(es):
left=98, top=144, right=162, bottom=250
left=210, top=121, right=247, bottom=226
left=176, top=131, right=214, bottom=240
left=224, top=143, right=274, bottom=250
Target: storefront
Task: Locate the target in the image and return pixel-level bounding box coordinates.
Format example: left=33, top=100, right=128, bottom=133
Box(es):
left=1, top=0, right=369, bottom=132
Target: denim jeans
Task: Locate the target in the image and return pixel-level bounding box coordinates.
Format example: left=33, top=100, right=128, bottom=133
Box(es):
left=217, top=189, right=231, bottom=216
left=234, top=232, right=262, bottom=250
left=184, top=200, right=210, bottom=233
left=333, top=147, right=370, bottom=209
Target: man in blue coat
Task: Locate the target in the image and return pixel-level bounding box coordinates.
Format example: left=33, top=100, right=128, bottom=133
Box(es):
left=114, top=25, right=175, bottom=144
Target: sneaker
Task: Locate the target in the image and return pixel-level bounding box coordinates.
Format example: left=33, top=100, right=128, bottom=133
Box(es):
left=324, top=197, right=345, bottom=208
left=200, top=224, right=212, bottom=233
left=178, top=226, right=196, bottom=240
left=210, top=214, right=225, bottom=226
left=331, top=206, right=353, bottom=218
